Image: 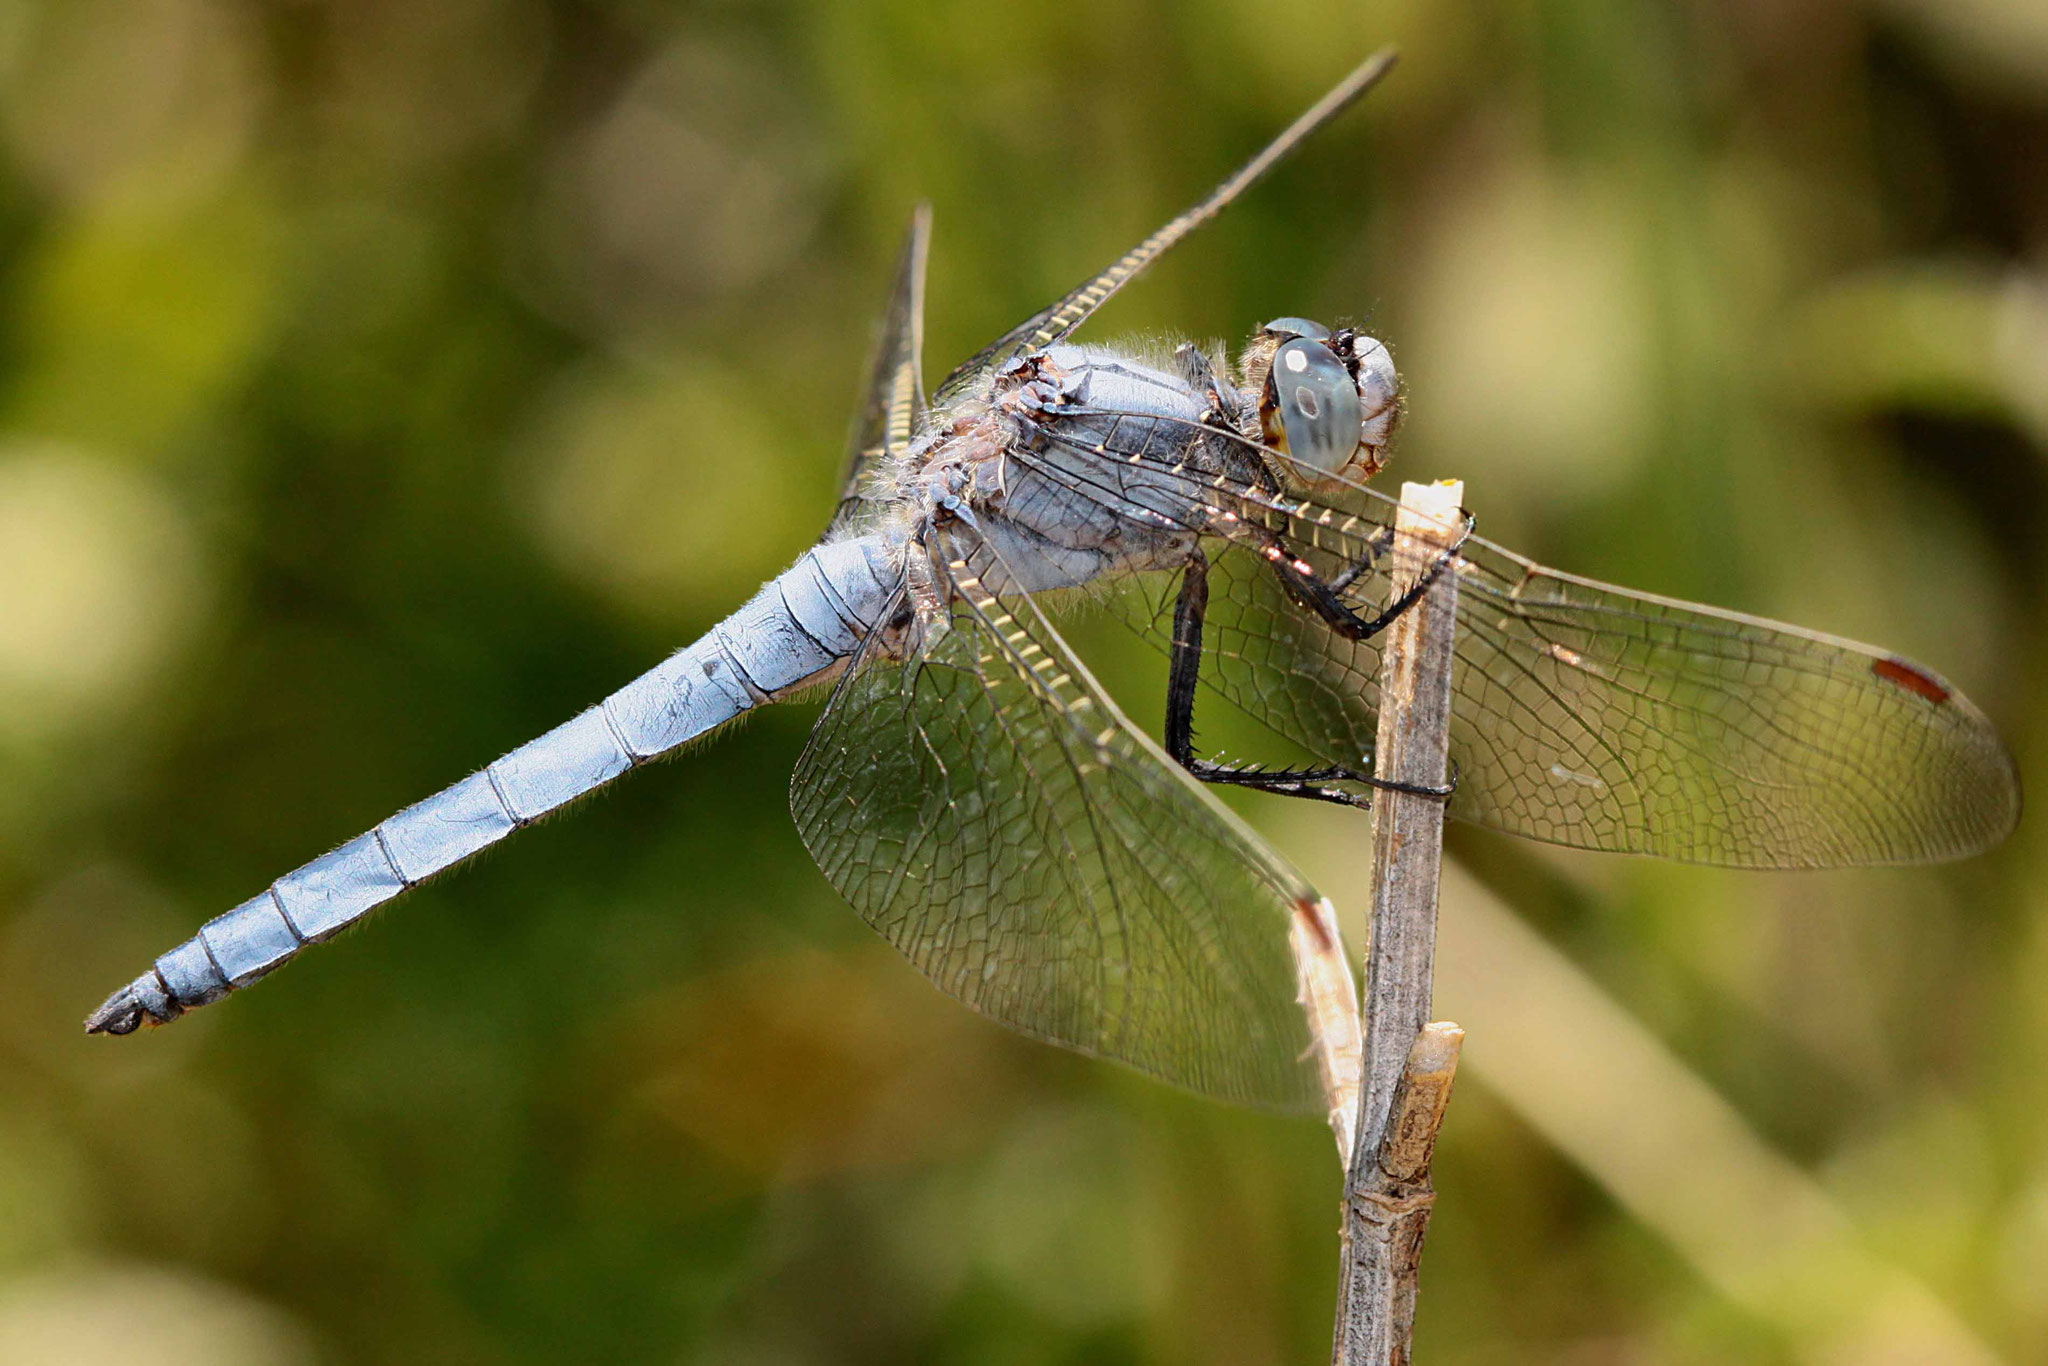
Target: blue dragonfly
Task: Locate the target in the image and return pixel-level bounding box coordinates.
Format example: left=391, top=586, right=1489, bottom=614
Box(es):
left=88, top=52, right=2019, bottom=1108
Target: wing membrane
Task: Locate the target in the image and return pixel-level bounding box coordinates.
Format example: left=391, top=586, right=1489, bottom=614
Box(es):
left=930, top=51, right=1397, bottom=408
left=1017, top=406, right=2021, bottom=868
left=790, top=544, right=1330, bottom=1107
left=827, top=204, right=932, bottom=539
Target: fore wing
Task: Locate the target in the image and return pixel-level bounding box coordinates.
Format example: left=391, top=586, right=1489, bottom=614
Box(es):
left=930, top=51, right=1398, bottom=408
left=827, top=203, right=932, bottom=539
left=790, top=542, right=1331, bottom=1107
left=1018, top=406, right=2021, bottom=869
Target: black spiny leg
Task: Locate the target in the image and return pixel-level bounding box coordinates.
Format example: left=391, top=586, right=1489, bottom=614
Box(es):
left=1164, top=550, right=1449, bottom=808
left=1259, top=510, right=1473, bottom=646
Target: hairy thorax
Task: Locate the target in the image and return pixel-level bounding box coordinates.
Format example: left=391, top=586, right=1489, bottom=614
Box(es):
left=900, top=343, right=1255, bottom=600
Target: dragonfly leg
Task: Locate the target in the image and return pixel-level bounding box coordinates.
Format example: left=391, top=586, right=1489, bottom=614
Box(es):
left=1325, top=525, right=1393, bottom=596
left=1259, top=509, right=1472, bottom=646
left=1163, top=551, right=1451, bottom=806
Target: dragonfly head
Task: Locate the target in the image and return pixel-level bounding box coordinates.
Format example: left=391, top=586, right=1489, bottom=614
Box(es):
left=1245, top=319, right=1400, bottom=485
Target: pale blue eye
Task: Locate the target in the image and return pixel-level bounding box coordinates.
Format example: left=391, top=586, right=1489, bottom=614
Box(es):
left=1260, top=317, right=1332, bottom=343
left=1266, top=338, right=1361, bottom=477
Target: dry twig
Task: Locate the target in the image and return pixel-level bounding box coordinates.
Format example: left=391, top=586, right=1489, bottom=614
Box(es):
left=1329, top=479, right=1465, bottom=1366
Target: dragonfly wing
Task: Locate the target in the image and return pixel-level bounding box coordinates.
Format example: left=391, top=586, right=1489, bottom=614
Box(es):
left=826, top=203, right=931, bottom=539
left=1443, top=546, right=2020, bottom=866
left=1019, top=406, right=2020, bottom=868
left=930, top=51, right=1396, bottom=408
left=789, top=545, right=1330, bottom=1108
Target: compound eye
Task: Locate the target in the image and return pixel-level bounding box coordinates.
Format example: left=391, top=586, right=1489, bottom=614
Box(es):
left=1258, top=316, right=1332, bottom=344
left=1262, top=338, right=1362, bottom=479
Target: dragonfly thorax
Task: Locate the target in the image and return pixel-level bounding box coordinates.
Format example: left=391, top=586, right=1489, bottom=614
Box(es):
left=903, top=346, right=1227, bottom=599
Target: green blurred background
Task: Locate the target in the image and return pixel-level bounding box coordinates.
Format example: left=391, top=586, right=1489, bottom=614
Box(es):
left=1, top=1, right=2045, bottom=1362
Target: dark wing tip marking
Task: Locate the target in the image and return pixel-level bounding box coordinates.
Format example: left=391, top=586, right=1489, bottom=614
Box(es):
left=1291, top=897, right=1336, bottom=953
left=1872, top=656, right=1952, bottom=705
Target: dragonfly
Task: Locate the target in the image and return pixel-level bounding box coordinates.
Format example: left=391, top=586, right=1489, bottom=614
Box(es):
left=87, top=52, right=2020, bottom=1109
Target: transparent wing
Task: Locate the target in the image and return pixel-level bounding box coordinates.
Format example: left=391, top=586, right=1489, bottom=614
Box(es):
left=790, top=545, right=1329, bottom=1108
left=1016, top=405, right=2021, bottom=869
left=929, top=51, right=1396, bottom=409
left=827, top=203, right=932, bottom=539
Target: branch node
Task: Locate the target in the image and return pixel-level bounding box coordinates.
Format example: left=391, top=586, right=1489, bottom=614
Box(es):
left=1375, top=1022, right=1463, bottom=1185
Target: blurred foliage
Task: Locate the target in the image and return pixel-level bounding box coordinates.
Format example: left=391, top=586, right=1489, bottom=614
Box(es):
left=0, top=0, right=2044, bottom=1363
